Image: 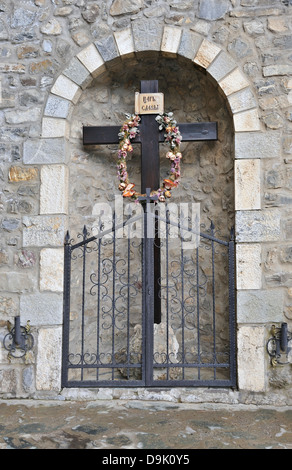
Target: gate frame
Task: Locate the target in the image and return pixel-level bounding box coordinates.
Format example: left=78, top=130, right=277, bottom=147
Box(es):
left=61, top=206, right=236, bottom=388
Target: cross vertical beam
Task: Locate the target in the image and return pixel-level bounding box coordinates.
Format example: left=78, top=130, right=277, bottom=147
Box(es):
left=139, top=81, right=161, bottom=324
left=140, top=80, right=160, bottom=193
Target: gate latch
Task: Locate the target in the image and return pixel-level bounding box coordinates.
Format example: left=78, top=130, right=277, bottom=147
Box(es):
left=266, top=322, right=292, bottom=366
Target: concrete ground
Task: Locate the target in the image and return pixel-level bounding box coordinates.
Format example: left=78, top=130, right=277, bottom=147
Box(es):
left=0, top=399, right=291, bottom=450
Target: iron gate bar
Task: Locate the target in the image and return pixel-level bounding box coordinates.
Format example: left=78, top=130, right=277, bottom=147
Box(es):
left=153, top=212, right=229, bottom=246
left=111, top=215, right=116, bottom=381
left=80, top=227, right=86, bottom=381
left=228, top=228, right=237, bottom=386
left=144, top=201, right=154, bottom=386
left=196, top=244, right=201, bottom=380
left=181, top=230, right=185, bottom=379
left=165, top=208, right=170, bottom=381
left=96, top=235, right=101, bottom=382
left=61, top=231, right=71, bottom=387
left=69, top=214, right=143, bottom=251
left=211, top=222, right=216, bottom=380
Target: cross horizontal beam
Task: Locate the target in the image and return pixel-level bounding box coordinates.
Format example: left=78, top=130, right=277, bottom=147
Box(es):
left=83, top=122, right=218, bottom=146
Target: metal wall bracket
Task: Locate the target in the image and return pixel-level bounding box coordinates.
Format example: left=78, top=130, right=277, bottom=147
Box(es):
left=3, top=316, right=34, bottom=361
left=267, top=322, right=292, bottom=366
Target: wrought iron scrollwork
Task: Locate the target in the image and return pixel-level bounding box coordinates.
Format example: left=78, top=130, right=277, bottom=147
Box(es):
left=3, top=317, right=34, bottom=361
left=267, top=323, right=292, bottom=366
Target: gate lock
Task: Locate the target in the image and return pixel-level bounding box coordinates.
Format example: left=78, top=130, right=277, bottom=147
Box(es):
left=266, top=322, right=292, bottom=366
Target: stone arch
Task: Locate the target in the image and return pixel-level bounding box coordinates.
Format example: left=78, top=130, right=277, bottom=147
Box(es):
left=41, top=27, right=262, bottom=219
left=36, top=25, right=269, bottom=393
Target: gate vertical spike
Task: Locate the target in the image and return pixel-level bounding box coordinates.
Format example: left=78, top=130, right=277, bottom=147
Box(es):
left=210, top=220, right=215, bottom=233
left=165, top=204, right=170, bottom=236
left=83, top=225, right=87, bottom=240
left=112, top=210, right=116, bottom=232
left=65, top=230, right=70, bottom=245
left=230, top=226, right=235, bottom=241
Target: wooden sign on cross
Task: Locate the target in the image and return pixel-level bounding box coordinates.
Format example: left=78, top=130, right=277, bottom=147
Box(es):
left=83, top=80, right=218, bottom=324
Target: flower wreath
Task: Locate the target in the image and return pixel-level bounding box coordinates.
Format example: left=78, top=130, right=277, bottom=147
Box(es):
left=117, top=112, right=182, bottom=202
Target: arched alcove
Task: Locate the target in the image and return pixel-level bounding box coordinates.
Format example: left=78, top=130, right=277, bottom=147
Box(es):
left=68, top=54, right=234, bottom=238
left=36, top=28, right=265, bottom=392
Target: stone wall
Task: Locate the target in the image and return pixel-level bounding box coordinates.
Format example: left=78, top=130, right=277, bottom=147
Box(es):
left=0, top=0, right=291, bottom=404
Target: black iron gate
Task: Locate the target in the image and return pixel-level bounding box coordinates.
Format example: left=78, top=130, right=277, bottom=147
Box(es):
left=62, top=204, right=236, bottom=388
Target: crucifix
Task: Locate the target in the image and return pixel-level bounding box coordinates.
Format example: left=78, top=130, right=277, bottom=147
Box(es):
left=83, top=80, right=218, bottom=324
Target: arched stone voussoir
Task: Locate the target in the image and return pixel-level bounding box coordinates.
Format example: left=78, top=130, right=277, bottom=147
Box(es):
left=131, top=18, right=164, bottom=54
left=77, top=43, right=106, bottom=78
left=161, top=26, right=182, bottom=57
left=191, top=38, right=261, bottom=133
left=51, top=74, right=82, bottom=104
left=193, top=38, right=221, bottom=69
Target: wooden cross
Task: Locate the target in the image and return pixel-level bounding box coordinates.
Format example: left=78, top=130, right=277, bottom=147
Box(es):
left=83, top=80, right=218, bottom=324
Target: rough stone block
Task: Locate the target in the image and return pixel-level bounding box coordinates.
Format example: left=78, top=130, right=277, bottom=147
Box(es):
left=23, top=215, right=65, bottom=247
left=0, top=368, right=17, bottom=394
left=51, top=75, right=81, bottom=103
left=41, top=117, right=69, bottom=139
left=23, top=138, right=67, bottom=164
left=219, top=68, right=250, bottom=96
left=44, top=94, right=71, bottom=119
left=20, top=293, right=63, bottom=325
left=235, top=159, right=261, bottom=210
left=22, top=366, right=35, bottom=394
left=132, top=19, right=163, bottom=52
left=230, top=8, right=284, bottom=18
left=263, top=65, right=292, bottom=77
left=190, top=20, right=211, bottom=37
left=36, top=327, right=62, bottom=391
left=233, top=109, right=261, bottom=132
left=81, top=3, right=99, bottom=22
left=198, top=0, right=231, bottom=21
left=114, top=27, right=135, bottom=58
left=237, top=326, right=266, bottom=392
left=161, top=26, right=182, bottom=57
left=236, top=243, right=262, bottom=290
left=12, top=7, right=36, bottom=28
left=0, top=272, right=36, bottom=293
left=267, top=17, right=288, bottom=33
left=40, top=165, right=68, bottom=215
left=235, top=131, right=281, bottom=159
left=5, top=107, right=42, bottom=125
left=40, top=248, right=64, bottom=292
left=63, top=57, right=92, bottom=89
left=1, top=218, right=20, bottom=231
left=110, top=0, right=143, bottom=16
left=207, top=51, right=236, bottom=82
left=237, top=290, right=284, bottom=323
left=0, top=64, right=25, bottom=73
left=227, top=87, right=257, bottom=114
left=177, top=29, right=202, bottom=60
left=77, top=43, right=105, bottom=77
left=193, top=39, right=221, bottom=69
left=95, top=35, right=119, bottom=62
left=0, top=296, right=18, bottom=317
left=8, top=166, right=38, bottom=182
left=40, top=18, right=62, bottom=35
left=235, top=210, right=281, bottom=242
